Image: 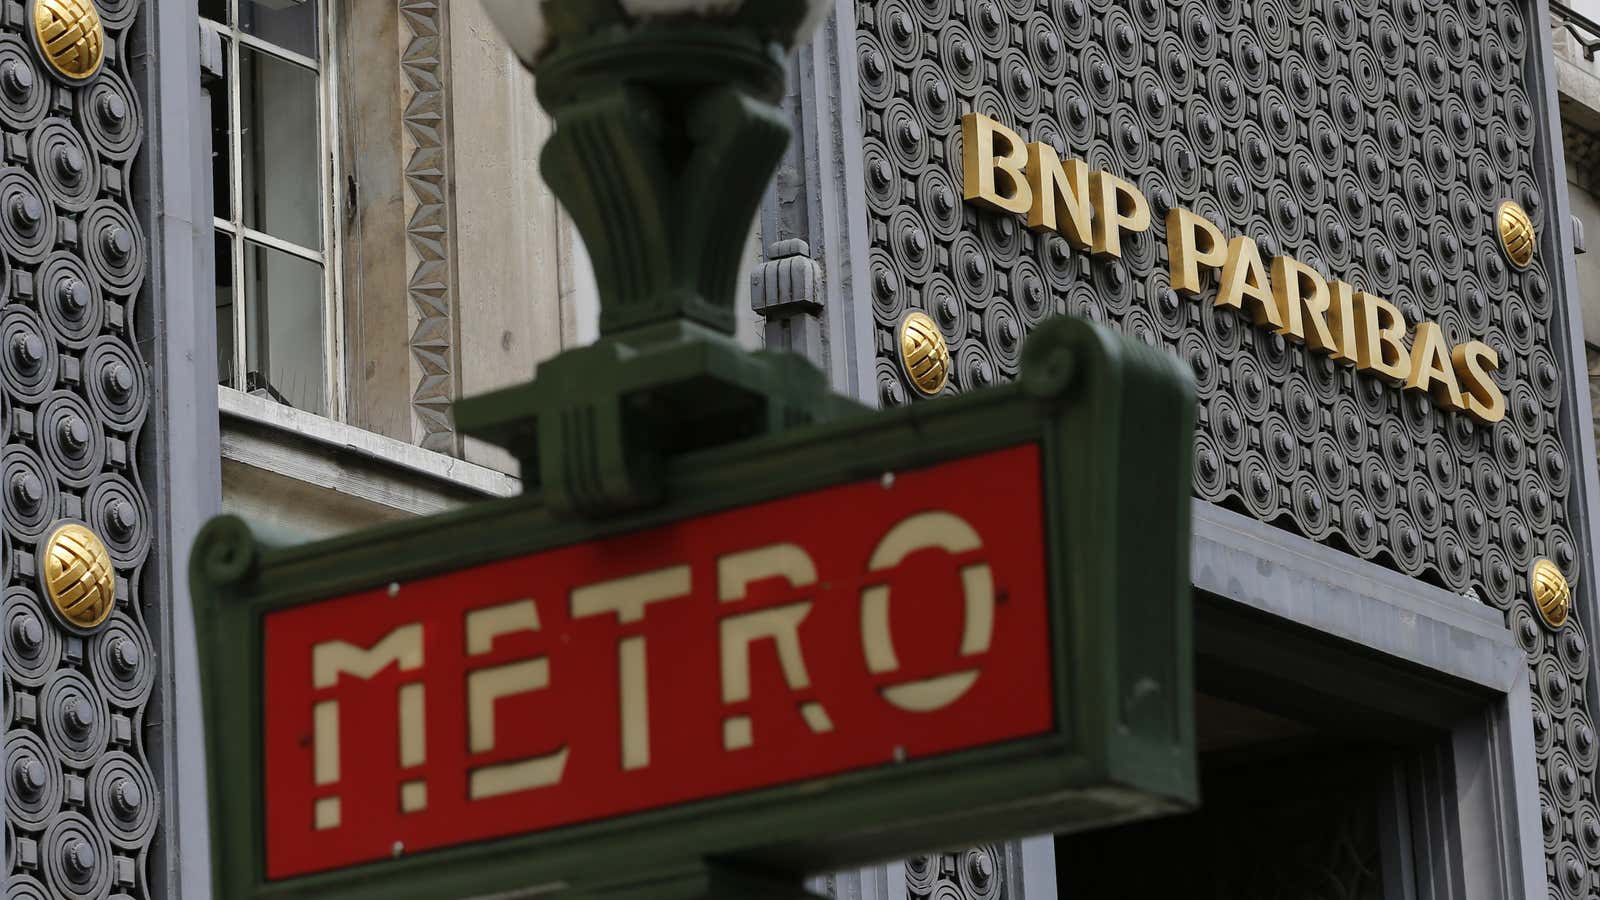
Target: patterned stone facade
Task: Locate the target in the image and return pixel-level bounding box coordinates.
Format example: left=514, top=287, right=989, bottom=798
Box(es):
left=0, top=0, right=160, bottom=897
left=855, top=0, right=1595, bottom=894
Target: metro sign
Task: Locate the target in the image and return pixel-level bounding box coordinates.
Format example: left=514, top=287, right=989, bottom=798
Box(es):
left=266, top=446, right=1050, bottom=878
left=193, top=318, right=1196, bottom=900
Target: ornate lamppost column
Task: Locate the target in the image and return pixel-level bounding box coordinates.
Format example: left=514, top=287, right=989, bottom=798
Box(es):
left=460, top=0, right=852, bottom=516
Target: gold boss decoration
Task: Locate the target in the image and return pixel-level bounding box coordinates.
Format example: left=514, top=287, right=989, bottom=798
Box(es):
left=962, top=113, right=1507, bottom=424
left=1531, top=558, right=1571, bottom=630
left=40, top=522, right=117, bottom=633
left=32, top=0, right=104, bottom=83
left=899, top=311, right=951, bottom=396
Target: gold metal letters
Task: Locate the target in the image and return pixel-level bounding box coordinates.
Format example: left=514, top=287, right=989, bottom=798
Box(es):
left=959, top=112, right=1507, bottom=424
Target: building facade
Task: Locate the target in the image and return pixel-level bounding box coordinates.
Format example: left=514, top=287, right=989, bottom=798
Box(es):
left=0, top=0, right=1597, bottom=897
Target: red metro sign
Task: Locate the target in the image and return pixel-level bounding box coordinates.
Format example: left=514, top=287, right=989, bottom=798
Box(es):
left=263, top=446, right=1053, bottom=879
left=193, top=318, right=1196, bottom=900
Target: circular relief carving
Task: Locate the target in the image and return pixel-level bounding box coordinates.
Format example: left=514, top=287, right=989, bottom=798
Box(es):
left=0, top=166, right=55, bottom=263
left=78, top=68, right=139, bottom=162
left=875, top=357, right=907, bottom=408
left=4, top=728, right=62, bottom=830
left=0, top=306, right=58, bottom=403
left=1177, top=331, right=1218, bottom=395
left=82, top=200, right=144, bottom=293
left=876, top=0, right=924, bottom=65
left=80, top=336, right=144, bottom=435
left=36, top=390, right=103, bottom=488
left=89, top=751, right=158, bottom=849
left=868, top=249, right=902, bottom=327
left=1, top=444, right=57, bottom=543
left=1131, top=0, right=1165, bottom=40
left=857, top=32, right=893, bottom=105
left=999, top=49, right=1039, bottom=119
left=1154, top=33, right=1194, bottom=101
left=3, top=586, right=61, bottom=686
left=1481, top=545, right=1517, bottom=611
left=0, top=36, right=47, bottom=130
left=1180, top=0, right=1220, bottom=62
left=1341, top=492, right=1380, bottom=556
left=41, top=811, right=112, bottom=900
left=1193, top=431, right=1226, bottom=501
left=889, top=208, right=934, bottom=281
left=1104, top=7, right=1143, bottom=76
left=1240, top=450, right=1280, bottom=521
left=30, top=118, right=97, bottom=212
left=924, top=273, right=968, bottom=350
left=863, top=138, right=898, bottom=218
left=41, top=668, right=109, bottom=768
left=981, top=298, right=1023, bottom=377
left=87, top=610, right=152, bottom=709
left=1437, top=531, right=1472, bottom=591
left=38, top=251, right=103, bottom=348
left=1081, top=42, right=1117, bottom=107
left=1163, top=131, right=1203, bottom=198
left=1018, top=24, right=1063, bottom=89
left=85, top=475, right=148, bottom=569
left=1387, top=508, right=1426, bottom=574
left=1052, top=0, right=1090, bottom=46
left=1293, top=473, right=1333, bottom=540
left=954, top=340, right=996, bottom=394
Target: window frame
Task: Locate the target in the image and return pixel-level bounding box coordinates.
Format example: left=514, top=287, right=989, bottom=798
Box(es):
left=203, top=0, right=345, bottom=421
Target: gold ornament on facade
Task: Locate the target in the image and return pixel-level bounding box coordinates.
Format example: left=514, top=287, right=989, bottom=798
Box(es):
left=32, top=0, right=104, bottom=83
left=1531, top=558, right=1570, bottom=630
left=40, top=523, right=116, bottom=633
left=899, top=311, right=950, bottom=396
left=1497, top=200, right=1536, bottom=268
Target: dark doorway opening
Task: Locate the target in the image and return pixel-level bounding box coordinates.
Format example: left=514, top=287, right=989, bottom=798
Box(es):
left=1053, top=593, right=1499, bottom=899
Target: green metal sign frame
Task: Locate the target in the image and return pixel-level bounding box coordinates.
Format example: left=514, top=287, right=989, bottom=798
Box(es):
left=191, top=317, right=1197, bottom=900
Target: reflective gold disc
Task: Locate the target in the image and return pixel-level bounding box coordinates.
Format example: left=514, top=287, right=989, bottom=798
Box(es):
left=899, top=311, right=950, bottom=396
left=40, top=523, right=116, bottom=633
left=1531, top=557, right=1570, bottom=630
left=1497, top=200, right=1535, bottom=269
left=33, top=0, right=104, bottom=83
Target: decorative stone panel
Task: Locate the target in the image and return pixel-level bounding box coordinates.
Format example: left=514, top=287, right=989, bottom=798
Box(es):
left=1, top=0, right=159, bottom=896
left=401, top=0, right=458, bottom=455
left=854, top=0, right=1594, bottom=894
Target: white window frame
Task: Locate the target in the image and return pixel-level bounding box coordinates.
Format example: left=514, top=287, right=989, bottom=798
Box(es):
left=203, top=0, right=345, bottom=421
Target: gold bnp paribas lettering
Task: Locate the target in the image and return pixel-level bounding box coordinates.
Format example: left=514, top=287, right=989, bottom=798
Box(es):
left=961, top=113, right=1506, bottom=424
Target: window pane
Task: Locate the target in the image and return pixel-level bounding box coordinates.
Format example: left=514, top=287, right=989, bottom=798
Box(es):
left=239, top=0, right=318, bottom=60
left=243, top=240, right=324, bottom=415
left=198, top=0, right=226, bottom=25
left=239, top=46, right=321, bottom=250
left=216, top=232, right=235, bottom=388
left=208, top=39, right=231, bottom=221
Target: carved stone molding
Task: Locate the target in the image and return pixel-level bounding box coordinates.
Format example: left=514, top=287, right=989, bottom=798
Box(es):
left=400, top=0, right=459, bottom=455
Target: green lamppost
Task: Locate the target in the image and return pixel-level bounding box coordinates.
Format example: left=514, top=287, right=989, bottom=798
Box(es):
left=185, top=6, right=1200, bottom=899
left=461, top=0, right=854, bottom=517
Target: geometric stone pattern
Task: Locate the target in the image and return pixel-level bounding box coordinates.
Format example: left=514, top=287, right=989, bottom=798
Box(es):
left=855, top=0, right=1596, bottom=894
left=904, top=846, right=1009, bottom=900
left=401, top=0, right=458, bottom=455
left=0, top=0, right=158, bottom=895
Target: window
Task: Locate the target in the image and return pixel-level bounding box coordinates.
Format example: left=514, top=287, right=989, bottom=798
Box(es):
left=202, top=0, right=337, bottom=417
